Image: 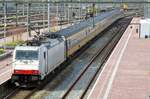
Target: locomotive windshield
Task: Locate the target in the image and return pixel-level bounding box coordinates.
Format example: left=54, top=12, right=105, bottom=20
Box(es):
left=15, top=50, right=38, bottom=60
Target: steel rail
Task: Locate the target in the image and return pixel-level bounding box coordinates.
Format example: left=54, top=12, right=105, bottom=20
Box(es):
left=61, top=18, right=131, bottom=99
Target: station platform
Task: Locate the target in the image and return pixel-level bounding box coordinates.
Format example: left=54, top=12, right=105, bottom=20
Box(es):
left=0, top=57, right=12, bottom=85
left=87, top=17, right=150, bottom=99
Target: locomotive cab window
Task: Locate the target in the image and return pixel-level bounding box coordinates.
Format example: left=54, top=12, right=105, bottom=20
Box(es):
left=44, top=52, right=46, bottom=59
left=15, top=50, right=38, bottom=60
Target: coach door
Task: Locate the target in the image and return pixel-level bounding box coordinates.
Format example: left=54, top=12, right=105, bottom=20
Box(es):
left=44, top=49, right=48, bottom=75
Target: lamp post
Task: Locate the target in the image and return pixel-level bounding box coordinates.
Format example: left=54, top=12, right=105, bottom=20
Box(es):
left=79, top=0, right=81, bottom=22
left=92, top=3, right=95, bottom=28
left=3, top=0, right=6, bottom=50
left=68, top=4, right=70, bottom=24
left=42, top=0, right=45, bottom=31
left=22, top=4, right=25, bottom=16
left=27, top=3, right=31, bottom=37
left=48, top=0, right=50, bottom=33
left=15, top=3, right=18, bottom=27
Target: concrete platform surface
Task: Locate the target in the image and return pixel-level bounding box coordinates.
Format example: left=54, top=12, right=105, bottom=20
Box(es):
left=87, top=17, right=150, bottom=99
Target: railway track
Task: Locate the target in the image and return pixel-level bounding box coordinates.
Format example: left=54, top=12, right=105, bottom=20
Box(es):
left=5, top=88, right=36, bottom=99
left=3, top=18, right=131, bottom=99
left=61, top=18, right=131, bottom=99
